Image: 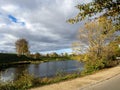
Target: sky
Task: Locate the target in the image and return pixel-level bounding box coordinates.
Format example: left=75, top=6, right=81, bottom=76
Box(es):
left=0, top=0, right=91, bottom=54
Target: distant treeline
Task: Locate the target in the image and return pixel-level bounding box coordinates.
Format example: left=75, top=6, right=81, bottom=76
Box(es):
left=0, top=53, right=71, bottom=64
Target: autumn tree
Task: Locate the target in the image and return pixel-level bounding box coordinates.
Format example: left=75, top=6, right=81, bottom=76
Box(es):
left=68, top=0, right=120, bottom=30
left=15, top=38, right=29, bottom=56
left=109, top=36, right=120, bottom=57
left=72, top=17, right=116, bottom=71
left=72, top=42, right=86, bottom=55
left=78, top=17, right=115, bottom=58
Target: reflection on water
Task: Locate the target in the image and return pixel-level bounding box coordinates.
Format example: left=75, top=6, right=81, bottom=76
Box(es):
left=0, top=60, right=84, bottom=82
left=0, top=68, right=15, bottom=82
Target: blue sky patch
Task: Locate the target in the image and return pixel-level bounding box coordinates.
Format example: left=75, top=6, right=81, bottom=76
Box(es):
left=8, top=15, right=17, bottom=23
left=8, top=14, right=25, bottom=26
left=41, top=48, right=72, bottom=54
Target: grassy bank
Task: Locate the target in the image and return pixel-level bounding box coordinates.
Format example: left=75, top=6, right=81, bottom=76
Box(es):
left=0, top=53, right=31, bottom=63
left=0, top=53, right=71, bottom=69
left=0, top=70, right=81, bottom=90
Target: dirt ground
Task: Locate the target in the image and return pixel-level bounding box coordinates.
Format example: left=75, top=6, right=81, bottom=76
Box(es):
left=30, top=65, right=120, bottom=90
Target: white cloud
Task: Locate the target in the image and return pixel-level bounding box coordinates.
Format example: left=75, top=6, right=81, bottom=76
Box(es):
left=1, top=4, right=18, bottom=13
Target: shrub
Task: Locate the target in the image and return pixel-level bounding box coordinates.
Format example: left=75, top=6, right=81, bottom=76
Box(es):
left=0, top=83, right=15, bottom=90
left=14, top=70, right=33, bottom=90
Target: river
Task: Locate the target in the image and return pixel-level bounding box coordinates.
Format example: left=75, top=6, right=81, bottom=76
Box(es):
left=0, top=60, right=84, bottom=82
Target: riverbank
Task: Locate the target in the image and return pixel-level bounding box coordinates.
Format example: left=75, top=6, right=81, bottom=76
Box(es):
left=0, top=53, right=71, bottom=69
left=31, top=65, right=120, bottom=90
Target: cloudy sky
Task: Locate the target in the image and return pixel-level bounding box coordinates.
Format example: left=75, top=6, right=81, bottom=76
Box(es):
left=0, top=0, right=91, bottom=53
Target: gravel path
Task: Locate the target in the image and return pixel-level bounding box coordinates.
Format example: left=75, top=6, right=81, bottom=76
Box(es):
left=81, top=73, right=120, bottom=90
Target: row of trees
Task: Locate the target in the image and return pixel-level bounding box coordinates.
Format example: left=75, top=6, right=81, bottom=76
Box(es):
left=30, top=52, right=69, bottom=59
left=15, top=39, right=69, bottom=59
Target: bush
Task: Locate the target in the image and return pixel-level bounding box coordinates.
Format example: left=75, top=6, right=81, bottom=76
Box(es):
left=0, top=83, right=15, bottom=90
left=80, top=53, right=106, bottom=75
left=14, top=70, right=33, bottom=90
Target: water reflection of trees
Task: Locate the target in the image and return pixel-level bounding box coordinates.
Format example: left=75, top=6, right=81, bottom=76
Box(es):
left=33, top=64, right=40, bottom=77
left=14, top=64, right=29, bottom=81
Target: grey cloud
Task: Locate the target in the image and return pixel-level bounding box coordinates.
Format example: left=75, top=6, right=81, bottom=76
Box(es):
left=0, top=0, right=82, bottom=53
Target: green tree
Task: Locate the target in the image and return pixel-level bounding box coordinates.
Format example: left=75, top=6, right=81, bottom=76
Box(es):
left=68, top=0, right=120, bottom=30
left=15, top=38, right=29, bottom=56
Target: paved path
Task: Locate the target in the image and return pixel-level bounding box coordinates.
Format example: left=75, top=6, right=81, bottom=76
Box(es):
left=81, top=72, right=120, bottom=90
left=31, top=66, right=120, bottom=90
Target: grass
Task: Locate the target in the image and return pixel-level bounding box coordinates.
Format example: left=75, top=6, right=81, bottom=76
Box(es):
left=32, top=72, right=81, bottom=87
left=0, top=71, right=81, bottom=90
left=0, top=70, right=33, bottom=90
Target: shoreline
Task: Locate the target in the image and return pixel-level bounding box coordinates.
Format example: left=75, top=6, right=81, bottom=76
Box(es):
left=30, top=65, right=120, bottom=90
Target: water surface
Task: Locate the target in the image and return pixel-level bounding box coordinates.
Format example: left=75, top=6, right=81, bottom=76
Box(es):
left=0, top=60, right=84, bottom=82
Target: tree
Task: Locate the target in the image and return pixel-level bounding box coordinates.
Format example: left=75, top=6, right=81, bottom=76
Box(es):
left=72, top=17, right=116, bottom=71
left=68, top=0, right=120, bottom=30
left=50, top=52, right=58, bottom=57
left=15, top=38, right=29, bottom=56
left=33, top=52, right=41, bottom=59
left=72, top=42, right=87, bottom=55
left=76, top=17, right=115, bottom=59
left=109, top=36, right=120, bottom=57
